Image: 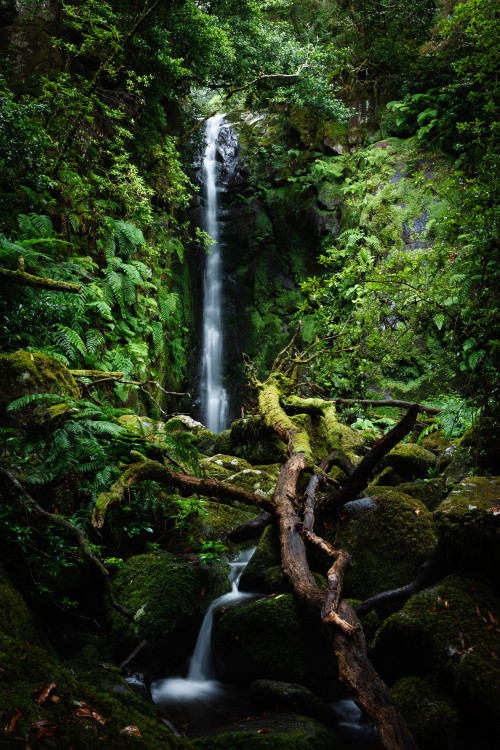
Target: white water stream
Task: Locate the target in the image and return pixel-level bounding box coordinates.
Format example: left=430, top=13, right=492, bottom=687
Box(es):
left=151, top=547, right=256, bottom=703
left=200, top=114, right=228, bottom=434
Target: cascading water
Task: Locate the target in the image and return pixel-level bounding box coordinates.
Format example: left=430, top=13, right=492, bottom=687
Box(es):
left=200, top=114, right=228, bottom=434
left=151, top=547, right=256, bottom=705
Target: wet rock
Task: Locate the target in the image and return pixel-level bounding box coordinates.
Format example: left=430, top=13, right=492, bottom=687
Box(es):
left=250, top=680, right=336, bottom=726
left=213, top=594, right=336, bottom=687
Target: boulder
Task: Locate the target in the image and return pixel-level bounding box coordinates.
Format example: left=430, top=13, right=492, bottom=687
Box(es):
left=213, top=594, right=336, bottom=687
left=192, top=713, right=340, bottom=750
left=109, top=553, right=229, bottom=655
left=382, top=443, right=437, bottom=480
left=433, top=476, right=500, bottom=581
left=250, top=679, right=336, bottom=726
left=370, top=576, right=500, bottom=741
left=239, top=525, right=282, bottom=593
left=332, top=491, right=436, bottom=601
left=230, top=416, right=288, bottom=465
left=391, top=676, right=461, bottom=750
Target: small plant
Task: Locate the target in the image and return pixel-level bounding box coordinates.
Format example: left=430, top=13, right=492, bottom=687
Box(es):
left=199, top=540, right=227, bottom=565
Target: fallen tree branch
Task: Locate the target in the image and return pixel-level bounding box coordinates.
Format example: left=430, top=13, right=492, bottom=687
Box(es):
left=319, top=404, right=420, bottom=513
left=0, top=267, right=82, bottom=294
left=0, top=467, right=133, bottom=620
left=93, top=452, right=272, bottom=528
left=332, top=398, right=442, bottom=415
left=355, top=542, right=446, bottom=617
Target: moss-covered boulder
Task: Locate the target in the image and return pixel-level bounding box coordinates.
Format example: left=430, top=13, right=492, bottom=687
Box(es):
left=213, top=594, right=336, bottom=687
left=239, top=525, right=282, bottom=593
left=370, top=576, right=500, bottom=740
left=433, top=476, right=500, bottom=581
left=0, top=571, right=189, bottom=749
left=391, top=676, right=461, bottom=750
left=116, top=414, right=156, bottom=435
left=230, top=416, right=288, bottom=465
left=109, top=553, right=229, bottom=653
left=0, top=350, right=79, bottom=424
left=381, top=443, right=437, bottom=480
left=192, top=713, right=341, bottom=750
left=250, top=680, right=336, bottom=726
left=368, top=479, right=446, bottom=511
left=332, top=491, right=436, bottom=601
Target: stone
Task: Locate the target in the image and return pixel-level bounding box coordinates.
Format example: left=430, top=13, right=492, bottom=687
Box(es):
left=382, top=443, right=437, bottom=480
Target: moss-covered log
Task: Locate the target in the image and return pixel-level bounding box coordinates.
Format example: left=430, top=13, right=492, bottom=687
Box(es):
left=92, top=452, right=272, bottom=528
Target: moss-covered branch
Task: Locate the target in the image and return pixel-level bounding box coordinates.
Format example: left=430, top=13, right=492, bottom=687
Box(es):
left=0, top=267, right=82, bottom=293
left=93, top=451, right=272, bottom=528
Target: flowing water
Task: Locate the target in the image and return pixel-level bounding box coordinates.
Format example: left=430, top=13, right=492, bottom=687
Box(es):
left=200, top=114, right=228, bottom=434
left=151, top=548, right=257, bottom=730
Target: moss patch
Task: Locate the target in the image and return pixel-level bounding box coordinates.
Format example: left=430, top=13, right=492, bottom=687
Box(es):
left=109, top=553, right=229, bottom=650
left=382, top=443, right=437, bottom=480
left=433, top=476, right=500, bottom=580
left=391, top=676, right=461, bottom=750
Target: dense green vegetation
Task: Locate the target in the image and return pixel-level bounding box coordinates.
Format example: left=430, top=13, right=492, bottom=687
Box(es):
left=0, top=0, right=499, bottom=747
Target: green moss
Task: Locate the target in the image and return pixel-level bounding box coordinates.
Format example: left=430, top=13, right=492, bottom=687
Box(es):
left=0, top=350, right=80, bottom=423
left=433, top=476, right=500, bottom=578
left=383, top=443, right=437, bottom=480
left=213, top=594, right=336, bottom=686
left=250, top=680, right=335, bottom=727
left=0, top=565, right=47, bottom=646
left=225, top=467, right=278, bottom=499
left=370, top=576, right=500, bottom=737
left=392, top=676, right=461, bottom=750
left=192, top=714, right=340, bottom=750
left=109, top=553, right=229, bottom=649
left=334, top=491, right=436, bottom=600
left=239, top=525, right=282, bottom=593
left=231, top=417, right=289, bottom=465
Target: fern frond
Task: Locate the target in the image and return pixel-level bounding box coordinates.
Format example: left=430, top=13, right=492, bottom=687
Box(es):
left=86, top=328, right=105, bottom=355
left=55, top=325, right=87, bottom=361
left=151, top=321, right=164, bottom=357
left=7, top=393, right=69, bottom=411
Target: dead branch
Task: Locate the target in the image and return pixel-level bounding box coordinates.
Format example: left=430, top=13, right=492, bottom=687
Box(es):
left=319, top=404, right=420, bottom=513
left=227, top=512, right=273, bottom=543
left=333, top=398, right=442, bottom=415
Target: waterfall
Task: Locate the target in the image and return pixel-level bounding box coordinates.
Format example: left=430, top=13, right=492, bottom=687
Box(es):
left=151, top=547, right=256, bottom=702
left=200, top=114, right=228, bottom=434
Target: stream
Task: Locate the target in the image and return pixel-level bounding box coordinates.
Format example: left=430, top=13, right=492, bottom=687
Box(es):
left=151, top=548, right=258, bottom=734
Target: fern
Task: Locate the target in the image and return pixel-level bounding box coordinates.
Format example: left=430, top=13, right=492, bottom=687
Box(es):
left=7, top=393, right=68, bottom=411
left=18, top=213, right=53, bottom=239
left=86, top=328, right=105, bottom=355
left=151, top=320, right=164, bottom=357
left=55, top=325, right=87, bottom=361
left=159, top=291, right=179, bottom=322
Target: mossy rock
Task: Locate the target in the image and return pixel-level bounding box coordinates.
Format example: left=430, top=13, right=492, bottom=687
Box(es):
left=225, top=467, right=277, bottom=499
left=391, top=676, right=461, bottom=750
left=419, top=430, right=451, bottom=456
left=109, top=553, right=229, bottom=651
left=230, top=416, right=288, bottom=465
left=0, top=350, right=79, bottom=425
left=250, top=680, right=336, bottom=727
left=165, top=415, right=206, bottom=434
left=327, top=420, right=366, bottom=457
left=393, top=479, right=446, bottom=511
left=0, top=576, right=188, bottom=749
left=370, top=576, right=500, bottom=739
left=214, top=429, right=232, bottom=454
left=192, top=713, right=341, bottom=750
left=189, top=429, right=219, bottom=456
left=239, top=525, right=281, bottom=593
left=202, top=454, right=252, bottom=476
left=382, top=443, right=437, bottom=480
left=369, top=465, right=403, bottom=487
left=213, top=594, right=336, bottom=686
left=458, top=415, right=500, bottom=474
left=433, top=476, right=500, bottom=580
left=116, top=414, right=156, bottom=435
left=332, top=491, right=436, bottom=601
